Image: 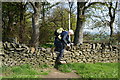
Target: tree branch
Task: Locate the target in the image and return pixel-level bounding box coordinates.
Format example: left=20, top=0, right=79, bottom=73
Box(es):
left=29, top=2, right=36, bottom=14
left=84, top=2, right=107, bottom=10
left=108, top=2, right=113, bottom=19
left=113, top=2, right=118, bottom=18
left=46, top=2, right=60, bottom=11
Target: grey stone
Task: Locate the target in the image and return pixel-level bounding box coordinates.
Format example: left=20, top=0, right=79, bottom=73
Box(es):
left=15, top=48, right=25, bottom=51
left=46, top=48, right=51, bottom=53
left=8, top=48, right=15, bottom=51
left=41, top=47, right=46, bottom=52
left=6, top=42, right=11, bottom=49
left=86, top=49, right=91, bottom=52
left=2, top=42, right=119, bottom=67
left=74, top=52, right=79, bottom=56
left=10, top=43, right=16, bottom=48
left=92, top=43, right=96, bottom=49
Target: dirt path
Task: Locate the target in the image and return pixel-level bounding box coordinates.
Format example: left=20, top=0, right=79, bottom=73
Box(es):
left=42, top=68, right=80, bottom=78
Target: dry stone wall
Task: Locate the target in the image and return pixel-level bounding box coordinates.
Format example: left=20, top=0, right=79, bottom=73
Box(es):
left=1, top=42, right=119, bottom=67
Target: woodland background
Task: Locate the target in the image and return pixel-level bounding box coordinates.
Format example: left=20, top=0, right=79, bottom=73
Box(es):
left=2, top=1, right=120, bottom=48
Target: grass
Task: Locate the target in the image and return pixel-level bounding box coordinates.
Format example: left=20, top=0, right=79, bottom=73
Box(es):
left=1, top=63, right=119, bottom=78
left=57, top=63, right=118, bottom=78
left=1, top=64, right=49, bottom=78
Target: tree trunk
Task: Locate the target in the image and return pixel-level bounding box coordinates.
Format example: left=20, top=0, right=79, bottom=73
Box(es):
left=74, top=2, right=86, bottom=45
left=110, top=21, right=114, bottom=37
left=30, top=2, right=41, bottom=48
left=108, top=2, right=114, bottom=37
left=108, top=2, right=118, bottom=43
left=42, top=2, right=45, bottom=25
left=109, top=20, right=114, bottom=43
left=8, top=11, right=13, bottom=37
left=19, top=3, right=25, bottom=43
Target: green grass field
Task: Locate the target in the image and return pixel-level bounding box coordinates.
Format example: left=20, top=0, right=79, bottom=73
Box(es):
left=1, top=63, right=119, bottom=78
left=58, top=63, right=119, bottom=78
left=1, top=64, right=50, bottom=78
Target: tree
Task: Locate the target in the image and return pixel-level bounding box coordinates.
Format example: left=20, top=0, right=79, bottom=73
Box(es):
left=85, top=1, right=118, bottom=43
left=39, top=4, right=76, bottom=43
left=2, top=3, right=22, bottom=42
left=29, top=2, right=42, bottom=48
left=39, top=2, right=60, bottom=44
left=74, top=1, right=118, bottom=45
left=48, top=4, right=76, bottom=30
left=108, top=2, right=118, bottom=37
left=74, top=1, right=87, bottom=45
left=2, top=2, right=32, bottom=44
left=68, top=1, right=74, bottom=29
left=19, top=2, right=26, bottom=43
left=41, top=2, right=59, bottom=24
